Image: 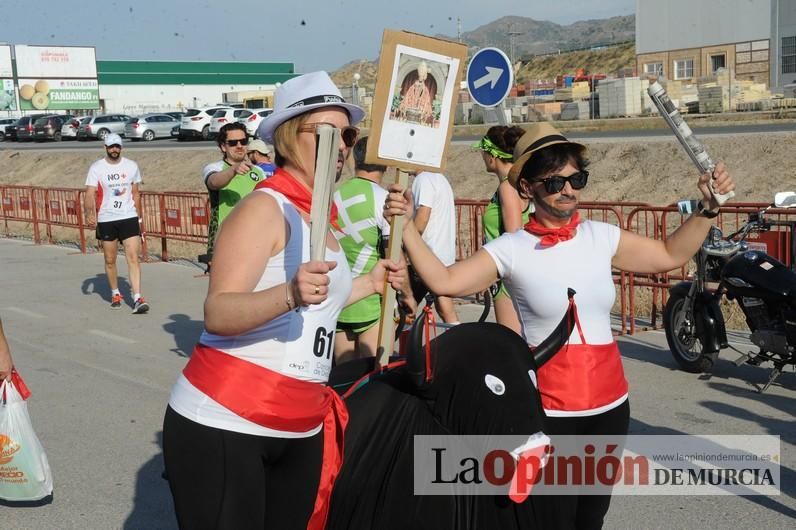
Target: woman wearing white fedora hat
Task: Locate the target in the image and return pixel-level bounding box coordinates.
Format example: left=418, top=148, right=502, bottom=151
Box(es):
left=385, top=121, right=735, bottom=529
left=163, top=71, right=406, bottom=530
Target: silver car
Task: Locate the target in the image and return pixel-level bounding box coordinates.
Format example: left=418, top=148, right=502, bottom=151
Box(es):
left=60, top=117, right=91, bottom=140
left=77, top=114, right=131, bottom=141
left=125, top=113, right=181, bottom=141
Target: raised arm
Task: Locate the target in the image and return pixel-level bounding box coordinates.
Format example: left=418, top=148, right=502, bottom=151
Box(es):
left=204, top=192, right=333, bottom=336
left=612, top=162, right=736, bottom=273
left=206, top=160, right=252, bottom=191
left=385, top=185, right=498, bottom=297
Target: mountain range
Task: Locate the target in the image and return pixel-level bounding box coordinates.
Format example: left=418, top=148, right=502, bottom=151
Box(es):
left=332, top=14, right=635, bottom=87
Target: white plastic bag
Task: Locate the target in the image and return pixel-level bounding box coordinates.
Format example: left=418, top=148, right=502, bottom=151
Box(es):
left=0, top=377, right=53, bottom=501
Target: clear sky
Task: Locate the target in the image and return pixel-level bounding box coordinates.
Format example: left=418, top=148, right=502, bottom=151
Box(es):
left=3, top=0, right=635, bottom=72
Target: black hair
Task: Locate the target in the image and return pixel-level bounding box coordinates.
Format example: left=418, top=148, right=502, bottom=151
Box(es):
left=217, top=122, right=248, bottom=147
left=485, top=125, right=526, bottom=160
left=353, top=136, right=386, bottom=173
left=516, top=143, right=589, bottom=199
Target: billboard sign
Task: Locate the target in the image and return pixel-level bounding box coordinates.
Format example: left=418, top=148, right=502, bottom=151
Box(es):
left=1, top=80, right=16, bottom=111
left=14, top=45, right=97, bottom=78
left=0, top=45, right=12, bottom=78
left=0, top=46, right=15, bottom=111
left=17, top=79, right=99, bottom=110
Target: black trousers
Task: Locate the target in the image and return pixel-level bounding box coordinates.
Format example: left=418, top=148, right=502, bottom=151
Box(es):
left=537, top=399, right=630, bottom=530
left=162, top=406, right=323, bottom=530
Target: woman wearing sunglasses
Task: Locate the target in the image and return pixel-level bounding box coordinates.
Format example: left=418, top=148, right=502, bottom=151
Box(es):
left=163, top=71, right=405, bottom=530
left=473, top=125, right=533, bottom=334
left=385, top=121, right=735, bottom=529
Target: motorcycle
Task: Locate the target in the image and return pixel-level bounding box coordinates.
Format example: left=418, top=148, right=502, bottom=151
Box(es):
left=663, top=191, right=796, bottom=392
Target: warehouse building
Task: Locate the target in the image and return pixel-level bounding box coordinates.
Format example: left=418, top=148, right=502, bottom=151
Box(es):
left=96, top=60, right=298, bottom=114
left=636, top=0, right=796, bottom=90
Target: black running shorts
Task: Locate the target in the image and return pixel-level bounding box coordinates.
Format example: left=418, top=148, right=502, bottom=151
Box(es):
left=96, top=216, right=140, bottom=242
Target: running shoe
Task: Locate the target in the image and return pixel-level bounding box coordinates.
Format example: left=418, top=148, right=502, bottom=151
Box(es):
left=132, top=297, right=150, bottom=314
left=110, top=293, right=123, bottom=310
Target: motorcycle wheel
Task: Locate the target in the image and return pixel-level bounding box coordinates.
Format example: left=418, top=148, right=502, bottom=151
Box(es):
left=663, top=290, right=718, bottom=373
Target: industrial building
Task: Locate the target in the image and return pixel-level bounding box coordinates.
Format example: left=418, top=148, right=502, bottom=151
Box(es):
left=96, top=60, right=298, bottom=114
left=635, top=0, right=796, bottom=90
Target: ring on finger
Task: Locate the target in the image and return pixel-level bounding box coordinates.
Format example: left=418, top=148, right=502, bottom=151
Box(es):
left=314, top=285, right=320, bottom=295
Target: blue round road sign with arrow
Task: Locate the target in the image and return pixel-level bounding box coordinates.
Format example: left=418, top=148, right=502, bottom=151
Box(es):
left=466, top=47, right=513, bottom=108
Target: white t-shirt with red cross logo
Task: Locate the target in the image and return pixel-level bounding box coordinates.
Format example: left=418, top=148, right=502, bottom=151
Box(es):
left=85, top=157, right=142, bottom=223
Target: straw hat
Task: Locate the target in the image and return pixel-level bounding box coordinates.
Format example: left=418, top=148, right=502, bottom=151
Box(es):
left=507, top=122, right=584, bottom=186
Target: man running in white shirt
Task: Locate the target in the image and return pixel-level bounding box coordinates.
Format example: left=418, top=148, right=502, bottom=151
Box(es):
left=84, top=133, right=149, bottom=314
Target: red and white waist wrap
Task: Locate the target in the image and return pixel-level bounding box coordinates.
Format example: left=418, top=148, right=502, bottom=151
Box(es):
left=537, top=341, right=628, bottom=417
left=182, top=343, right=348, bottom=530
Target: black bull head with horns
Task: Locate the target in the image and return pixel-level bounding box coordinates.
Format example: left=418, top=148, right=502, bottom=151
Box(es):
left=326, top=289, right=578, bottom=530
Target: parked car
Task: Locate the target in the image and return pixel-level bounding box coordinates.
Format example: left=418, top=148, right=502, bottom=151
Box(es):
left=239, top=108, right=273, bottom=137
left=77, top=114, right=131, bottom=140
left=10, top=114, right=49, bottom=142
left=163, top=111, right=185, bottom=121
left=125, top=113, right=181, bottom=141
left=61, top=116, right=91, bottom=140
left=32, top=114, right=74, bottom=142
left=208, top=108, right=252, bottom=139
left=0, top=118, right=16, bottom=141
left=178, top=106, right=231, bottom=140
left=171, top=124, right=180, bottom=138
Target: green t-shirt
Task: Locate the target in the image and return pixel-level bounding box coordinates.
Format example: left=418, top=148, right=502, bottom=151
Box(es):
left=483, top=187, right=533, bottom=242
left=334, top=177, right=390, bottom=323
left=204, top=160, right=265, bottom=255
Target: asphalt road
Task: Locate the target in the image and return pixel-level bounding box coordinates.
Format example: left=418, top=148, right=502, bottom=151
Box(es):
left=0, top=238, right=793, bottom=529
left=1, top=122, right=794, bottom=152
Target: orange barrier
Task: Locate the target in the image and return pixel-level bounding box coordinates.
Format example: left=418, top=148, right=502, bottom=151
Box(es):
left=1, top=185, right=41, bottom=243
left=140, top=191, right=209, bottom=261
left=4, top=186, right=795, bottom=336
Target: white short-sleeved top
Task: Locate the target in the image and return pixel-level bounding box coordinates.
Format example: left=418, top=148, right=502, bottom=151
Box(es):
left=169, top=189, right=352, bottom=438
left=412, top=171, right=456, bottom=266
left=84, top=157, right=142, bottom=222
left=482, top=220, right=621, bottom=346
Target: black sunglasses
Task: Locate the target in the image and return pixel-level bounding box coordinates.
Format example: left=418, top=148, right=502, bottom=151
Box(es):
left=225, top=137, right=250, bottom=147
left=105, top=144, right=122, bottom=150
left=534, top=170, right=589, bottom=194
left=298, top=123, right=359, bottom=148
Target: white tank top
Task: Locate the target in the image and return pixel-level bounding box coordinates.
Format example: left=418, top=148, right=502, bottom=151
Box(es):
left=169, top=189, right=353, bottom=437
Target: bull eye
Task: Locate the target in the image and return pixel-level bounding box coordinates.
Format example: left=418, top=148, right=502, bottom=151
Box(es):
left=484, top=374, right=505, bottom=395
left=527, top=369, right=538, bottom=389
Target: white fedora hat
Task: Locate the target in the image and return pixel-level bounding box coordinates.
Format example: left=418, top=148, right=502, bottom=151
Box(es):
left=257, top=71, right=365, bottom=142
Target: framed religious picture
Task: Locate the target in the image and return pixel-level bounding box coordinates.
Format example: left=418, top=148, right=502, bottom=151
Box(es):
left=366, top=30, right=467, bottom=173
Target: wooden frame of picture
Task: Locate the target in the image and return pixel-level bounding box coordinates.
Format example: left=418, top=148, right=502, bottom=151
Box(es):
left=365, top=29, right=467, bottom=173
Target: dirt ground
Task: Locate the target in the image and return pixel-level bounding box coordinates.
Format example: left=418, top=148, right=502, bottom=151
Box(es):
left=1, top=132, right=794, bottom=203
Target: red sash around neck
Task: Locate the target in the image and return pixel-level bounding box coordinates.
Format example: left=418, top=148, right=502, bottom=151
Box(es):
left=183, top=344, right=348, bottom=530
left=524, top=212, right=581, bottom=247
left=256, top=167, right=341, bottom=230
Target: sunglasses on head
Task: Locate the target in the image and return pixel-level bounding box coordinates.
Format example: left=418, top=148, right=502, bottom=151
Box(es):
left=225, top=137, right=250, bottom=147
left=298, top=122, right=359, bottom=148
left=534, top=170, right=589, bottom=194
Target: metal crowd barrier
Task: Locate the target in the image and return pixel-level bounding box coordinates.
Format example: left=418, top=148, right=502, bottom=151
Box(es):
left=3, top=185, right=795, bottom=336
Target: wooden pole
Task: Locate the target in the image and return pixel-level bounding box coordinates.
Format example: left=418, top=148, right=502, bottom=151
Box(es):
left=308, top=124, right=341, bottom=261
left=376, top=169, right=410, bottom=366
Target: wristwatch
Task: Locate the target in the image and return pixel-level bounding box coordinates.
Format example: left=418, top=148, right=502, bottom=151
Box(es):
left=696, top=200, right=720, bottom=219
